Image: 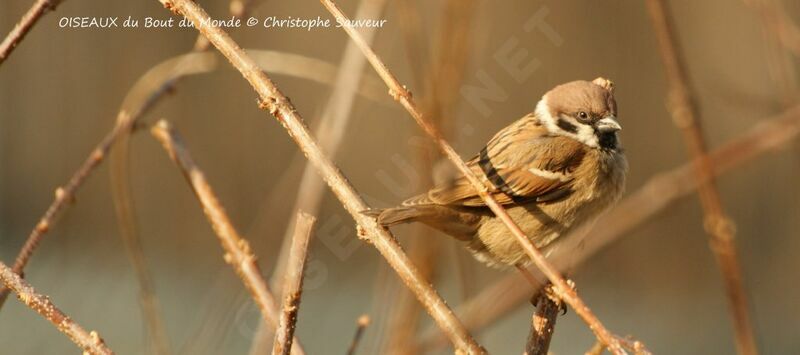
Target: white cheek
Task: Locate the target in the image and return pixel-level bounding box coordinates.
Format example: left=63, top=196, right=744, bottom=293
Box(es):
left=535, top=97, right=600, bottom=148
left=576, top=124, right=599, bottom=148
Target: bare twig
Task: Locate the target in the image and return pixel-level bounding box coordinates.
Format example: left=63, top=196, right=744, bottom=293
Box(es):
left=106, top=2, right=257, bottom=352
left=272, top=212, right=316, bottom=355
left=381, top=1, right=476, bottom=353
left=319, top=1, right=628, bottom=353
left=347, top=315, right=371, bottom=355
left=253, top=1, right=387, bottom=353
left=0, top=112, right=134, bottom=309
left=0, top=261, right=113, bottom=355
left=420, top=104, right=800, bottom=351
left=0, top=0, right=63, bottom=66
left=268, top=0, right=387, bottom=306
left=154, top=1, right=484, bottom=352
left=150, top=120, right=305, bottom=355
left=646, top=1, right=758, bottom=354
left=586, top=341, right=604, bottom=355
left=524, top=284, right=562, bottom=355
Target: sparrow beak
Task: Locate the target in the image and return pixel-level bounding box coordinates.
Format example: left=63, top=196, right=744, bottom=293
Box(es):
left=595, top=116, right=622, bottom=133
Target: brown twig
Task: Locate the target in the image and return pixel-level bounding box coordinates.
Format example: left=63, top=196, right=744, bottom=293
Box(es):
left=586, top=341, right=604, bottom=355
left=319, top=0, right=627, bottom=353
left=0, top=112, right=134, bottom=309
left=0, top=261, right=114, bottom=355
left=267, top=0, right=387, bottom=305
left=154, top=1, right=484, bottom=352
left=347, top=315, right=371, bottom=355
left=0, top=0, right=63, bottom=66
left=253, top=1, right=387, bottom=353
left=524, top=283, right=562, bottom=355
left=106, top=2, right=258, bottom=351
left=149, top=120, right=305, bottom=355
left=380, top=1, right=476, bottom=353
left=420, top=104, right=800, bottom=351
left=272, top=212, right=316, bottom=355
left=646, top=1, right=758, bottom=354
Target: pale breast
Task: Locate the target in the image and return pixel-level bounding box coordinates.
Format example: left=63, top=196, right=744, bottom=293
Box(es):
left=471, top=148, right=627, bottom=267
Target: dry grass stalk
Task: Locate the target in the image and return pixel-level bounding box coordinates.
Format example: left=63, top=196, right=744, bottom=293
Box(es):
left=347, top=314, right=371, bottom=355
left=420, top=104, right=800, bottom=351
left=149, top=120, right=305, bottom=355
left=0, top=261, right=113, bottom=355
left=272, top=212, right=316, bottom=355
left=646, top=1, right=758, bottom=354
left=741, top=0, right=799, bottom=104
left=153, top=0, right=484, bottom=352
left=741, top=0, right=800, bottom=57
left=254, top=1, right=387, bottom=353
left=0, top=0, right=63, bottom=65
left=318, top=0, right=628, bottom=353
left=106, top=3, right=257, bottom=352
left=0, top=113, right=134, bottom=310
left=524, top=284, right=562, bottom=355
left=269, top=0, right=387, bottom=295
left=267, top=0, right=387, bottom=302
left=381, top=1, right=476, bottom=352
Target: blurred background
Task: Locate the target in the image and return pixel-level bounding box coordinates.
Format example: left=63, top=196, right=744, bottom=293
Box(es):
left=1, top=0, right=799, bottom=354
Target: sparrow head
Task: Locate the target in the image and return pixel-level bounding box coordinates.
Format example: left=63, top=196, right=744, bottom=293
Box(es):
left=535, top=77, right=621, bottom=150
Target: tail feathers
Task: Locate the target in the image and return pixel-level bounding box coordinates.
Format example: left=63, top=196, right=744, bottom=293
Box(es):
left=361, top=207, right=424, bottom=227
left=362, top=205, right=478, bottom=242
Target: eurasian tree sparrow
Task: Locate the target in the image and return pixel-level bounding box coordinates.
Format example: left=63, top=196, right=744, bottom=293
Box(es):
left=367, top=78, right=627, bottom=267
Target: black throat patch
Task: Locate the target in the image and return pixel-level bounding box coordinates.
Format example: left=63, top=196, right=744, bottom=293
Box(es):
left=597, top=131, right=618, bottom=150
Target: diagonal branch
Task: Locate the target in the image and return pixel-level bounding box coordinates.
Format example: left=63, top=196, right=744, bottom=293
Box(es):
left=272, top=212, right=316, bottom=355
left=153, top=0, right=485, bottom=352
left=253, top=1, right=386, bottom=353
left=150, top=120, right=306, bottom=355
left=0, top=112, right=135, bottom=309
left=646, top=1, right=758, bottom=354
left=318, top=0, right=629, bottom=353
left=0, top=261, right=114, bottom=355
left=0, top=0, right=64, bottom=66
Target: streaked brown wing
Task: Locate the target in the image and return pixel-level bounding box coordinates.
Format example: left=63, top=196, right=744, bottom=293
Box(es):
left=417, top=133, right=586, bottom=207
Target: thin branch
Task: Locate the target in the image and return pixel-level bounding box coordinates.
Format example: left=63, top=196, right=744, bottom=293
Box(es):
left=267, top=0, right=387, bottom=305
left=106, top=2, right=258, bottom=352
left=646, top=1, right=758, bottom=354
left=420, top=104, right=800, bottom=351
left=347, top=315, right=371, bottom=355
left=254, top=1, right=387, bottom=353
left=149, top=120, right=305, bottom=355
left=318, top=1, right=628, bottom=353
left=0, top=112, right=134, bottom=309
left=0, top=261, right=114, bottom=355
left=524, top=284, right=562, bottom=355
left=272, top=212, right=316, bottom=355
left=0, top=0, right=63, bottom=66
left=381, top=1, right=476, bottom=352
left=154, top=1, right=485, bottom=352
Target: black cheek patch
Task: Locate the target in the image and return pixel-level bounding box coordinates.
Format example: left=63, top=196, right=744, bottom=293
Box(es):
left=556, top=118, right=578, bottom=134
